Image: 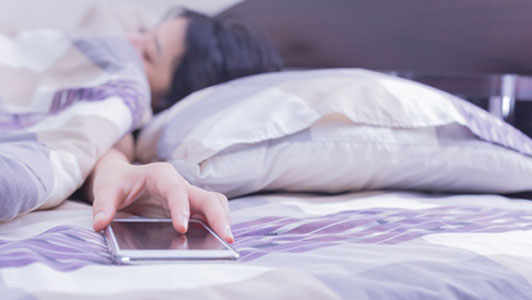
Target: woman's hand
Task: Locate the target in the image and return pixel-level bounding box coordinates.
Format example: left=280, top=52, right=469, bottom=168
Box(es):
left=88, top=142, right=233, bottom=243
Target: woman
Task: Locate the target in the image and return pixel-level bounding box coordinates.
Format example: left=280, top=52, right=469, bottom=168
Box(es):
left=89, top=9, right=283, bottom=244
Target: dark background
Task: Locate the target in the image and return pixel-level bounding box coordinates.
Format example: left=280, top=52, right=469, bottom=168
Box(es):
left=221, top=0, right=532, bottom=75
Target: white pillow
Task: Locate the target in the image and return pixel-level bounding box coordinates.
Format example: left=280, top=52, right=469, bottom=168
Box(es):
left=136, top=69, right=532, bottom=197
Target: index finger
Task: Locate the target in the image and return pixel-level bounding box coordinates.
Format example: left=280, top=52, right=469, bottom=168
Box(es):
left=92, top=185, right=121, bottom=232
left=146, top=164, right=190, bottom=234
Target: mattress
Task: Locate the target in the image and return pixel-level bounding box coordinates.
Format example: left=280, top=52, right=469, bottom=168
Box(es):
left=2, top=191, right=532, bottom=299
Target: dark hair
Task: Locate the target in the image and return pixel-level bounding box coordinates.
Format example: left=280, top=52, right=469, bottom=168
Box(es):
left=155, top=9, right=283, bottom=112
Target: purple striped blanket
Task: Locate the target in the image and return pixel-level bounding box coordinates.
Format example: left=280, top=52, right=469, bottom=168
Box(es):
left=1, top=191, right=532, bottom=299
left=0, top=18, right=151, bottom=220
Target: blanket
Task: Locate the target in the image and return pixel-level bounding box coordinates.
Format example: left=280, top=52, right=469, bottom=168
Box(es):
left=0, top=10, right=151, bottom=220
left=2, top=191, right=532, bottom=299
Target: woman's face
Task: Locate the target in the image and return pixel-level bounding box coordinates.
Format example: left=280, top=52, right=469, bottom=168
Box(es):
left=129, top=17, right=189, bottom=110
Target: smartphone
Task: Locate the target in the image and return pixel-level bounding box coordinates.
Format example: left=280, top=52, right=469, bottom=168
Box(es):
left=104, top=218, right=239, bottom=264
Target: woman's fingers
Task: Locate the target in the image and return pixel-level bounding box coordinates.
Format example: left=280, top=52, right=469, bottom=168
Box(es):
left=217, top=193, right=231, bottom=222
left=145, top=163, right=190, bottom=234
left=188, top=185, right=233, bottom=243
left=92, top=184, right=121, bottom=232
left=90, top=160, right=232, bottom=245
left=91, top=164, right=145, bottom=232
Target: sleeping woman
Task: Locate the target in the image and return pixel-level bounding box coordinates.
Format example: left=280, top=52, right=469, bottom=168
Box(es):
left=0, top=8, right=281, bottom=243
left=88, top=9, right=283, bottom=243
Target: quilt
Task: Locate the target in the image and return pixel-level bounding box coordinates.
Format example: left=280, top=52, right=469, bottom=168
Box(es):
left=1, top=191, right=532, bottom=299
left=0, top=9, right=151, bottom=220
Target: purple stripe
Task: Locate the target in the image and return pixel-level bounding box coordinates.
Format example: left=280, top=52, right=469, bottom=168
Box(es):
left=72, top=36, right=143, bottom=74
left=233, top=205, right=532, bottom=262
left=0, top=80, right=148, bottom=130
left=0, top=139, right=54, bottom=221
left=0, top=226, right=112, bottom=271
left=450, top=97, right=532, bottom=156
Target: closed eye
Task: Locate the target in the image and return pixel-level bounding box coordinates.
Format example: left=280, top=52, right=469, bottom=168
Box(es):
left=143, top=50, right=152, bottom=63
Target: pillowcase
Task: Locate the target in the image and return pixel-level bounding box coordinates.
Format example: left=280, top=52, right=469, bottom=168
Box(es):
left=136, top=68, right=532, bottom=198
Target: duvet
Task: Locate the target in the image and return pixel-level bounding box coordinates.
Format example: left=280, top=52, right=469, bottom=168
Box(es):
left=1, top=191, right=532, bottom=299
left=0, top=16, right=151, bottom=220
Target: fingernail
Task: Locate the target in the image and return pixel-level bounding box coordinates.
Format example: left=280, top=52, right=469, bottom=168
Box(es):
left=181, top=215, right=189, bottom=231
left=94, top=211, right=106, bottom=222
left=225, top=225, right=234, bottom=243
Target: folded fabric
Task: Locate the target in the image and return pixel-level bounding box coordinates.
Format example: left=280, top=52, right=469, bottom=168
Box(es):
left=137, top=69, right=532, bottom=197
left=0, top=15, right=151, bottom=219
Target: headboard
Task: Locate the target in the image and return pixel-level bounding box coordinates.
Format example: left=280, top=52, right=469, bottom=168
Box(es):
left=219, top=0, right=532, bottom=134
left=220, top=0, right=532, bottom=75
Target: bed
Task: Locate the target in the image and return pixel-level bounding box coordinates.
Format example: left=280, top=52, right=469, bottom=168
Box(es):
left=3, top=191, right=532, bottom=299
left=2, top=1, right=532, bottom=299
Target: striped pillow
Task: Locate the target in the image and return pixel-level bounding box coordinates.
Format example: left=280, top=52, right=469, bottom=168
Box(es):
left=137, top=69, right=532, bottom=197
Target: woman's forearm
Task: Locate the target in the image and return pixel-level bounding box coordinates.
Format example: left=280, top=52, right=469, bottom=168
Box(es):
left=110, top=133, right=135, bottom=163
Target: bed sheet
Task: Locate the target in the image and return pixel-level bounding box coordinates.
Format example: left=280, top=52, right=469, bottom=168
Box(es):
left=1, top=191, right=532, bottom=299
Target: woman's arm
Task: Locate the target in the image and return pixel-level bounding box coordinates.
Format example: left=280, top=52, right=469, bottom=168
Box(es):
left=87, top=134, right=233, bottom=243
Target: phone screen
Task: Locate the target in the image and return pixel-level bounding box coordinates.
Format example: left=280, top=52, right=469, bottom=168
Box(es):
left=110, top=220, right=227, bottom=251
